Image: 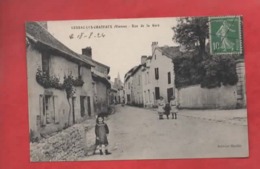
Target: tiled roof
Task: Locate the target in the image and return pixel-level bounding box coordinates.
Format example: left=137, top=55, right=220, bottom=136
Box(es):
left=92, top=72, right=111, bottom=88
left=26, top=22, right=94, bottom=67
left=124, top=65, right=138, bottom=78
left=92, top=59, right=110, bottom=74
left=147, top=56, right=152, bottom=60
left=124, top=64, right=145, bottom=82
left=159, top=46, right=182, bottom=59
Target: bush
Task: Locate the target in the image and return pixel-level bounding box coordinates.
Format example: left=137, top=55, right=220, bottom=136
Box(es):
left=173, top=52, right=239, bottom=89
left=30, top=129, right=40, bottom=143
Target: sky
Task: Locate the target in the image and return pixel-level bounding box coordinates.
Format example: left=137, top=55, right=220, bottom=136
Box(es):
left=47, top=17, right=178, bottom=82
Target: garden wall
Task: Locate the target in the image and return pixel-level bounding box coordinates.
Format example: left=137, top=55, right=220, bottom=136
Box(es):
left=30, top=124, right=87, bottom=161
left=177, top=85, right=238, bottom=109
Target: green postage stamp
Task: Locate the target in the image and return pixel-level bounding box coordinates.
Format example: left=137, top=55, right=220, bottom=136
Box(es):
left=209, top=16, right=242, bottom=55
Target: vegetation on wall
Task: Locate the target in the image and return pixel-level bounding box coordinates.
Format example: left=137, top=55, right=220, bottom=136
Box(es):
left=36, top=68, right=84, bottom=90
left=36, top=68, right=63, bottom=90
left=36, top=68, right=85, bottom=127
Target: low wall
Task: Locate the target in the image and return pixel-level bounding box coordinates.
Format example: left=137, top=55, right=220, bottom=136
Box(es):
left=30, top=124, right=87, bottom=161
left=178, top=85, right=237, bottom=109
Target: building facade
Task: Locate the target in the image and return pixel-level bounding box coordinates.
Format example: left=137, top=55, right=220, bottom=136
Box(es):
left=124, top=68, right=135, bottom=105
left=141, top=42, right=177, bottom=107
left=113, top=73, right=125, bottom=104
left=131, top=64, right=144, bottom=107
left=81, top=47, right=111, bottom=115
left=26, top=22, right=95, bottom=136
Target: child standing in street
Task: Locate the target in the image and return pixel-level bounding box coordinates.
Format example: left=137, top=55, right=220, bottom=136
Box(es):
left=170, top=96, right=178, bottom=119
left=164, top=102, right=171, bottom=119
left=157, top=96, right=166, bottom=120
left=95, top=115, right=111, bottom=155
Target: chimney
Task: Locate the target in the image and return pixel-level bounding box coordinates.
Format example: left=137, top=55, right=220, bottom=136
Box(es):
left=82, top=47, right=92, bottom=58
left=141, top=55, right=147, bottom=64
left=151, top=42, right=158, bottom=54
left=38, top=21, right=48, bottom=30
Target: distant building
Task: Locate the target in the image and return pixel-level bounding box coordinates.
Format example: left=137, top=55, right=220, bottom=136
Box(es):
left=109, top=81, right=118, bottom=104
left=124, top=67, right=136, bottom=105
left=131, top=64, right=145, bottom=107
left=113, top=73, right=125, bottom=104
left=81, top=47, right=111, bottom=115
left=124, top=60, right=145, bottom=107
left=142, top=56, right=153, bottom=107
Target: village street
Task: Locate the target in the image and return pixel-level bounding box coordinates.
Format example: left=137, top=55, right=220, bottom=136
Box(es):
left=81, top=106, right=248, bottom=161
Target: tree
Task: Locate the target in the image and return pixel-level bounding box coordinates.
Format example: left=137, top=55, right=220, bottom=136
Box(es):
left=173, top=17, right=209, bottom=58
left=172, top=17, right=239, bottom=89
left=63, top=74, right=76, bottom=127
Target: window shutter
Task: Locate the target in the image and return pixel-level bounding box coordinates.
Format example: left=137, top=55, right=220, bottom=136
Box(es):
left=155, top=68, right=159, bottom=80
left=54, top=96, right=59, bottom=123
left=157, top=68, right=159, bottom=79
left=168, top=72, right=171, bottom=84
left=41, top=95, right=47, bottom=125
left=39, top=95, right=44, bottom=126
left=155, top=68, right=157, bottom=79
left=155, top=87, right=160, bottom=100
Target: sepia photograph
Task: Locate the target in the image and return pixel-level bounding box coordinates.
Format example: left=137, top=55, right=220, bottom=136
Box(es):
left=25, top=16, right=248, bottom=161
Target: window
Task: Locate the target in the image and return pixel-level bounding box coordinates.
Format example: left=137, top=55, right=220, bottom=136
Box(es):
left=155, top=87, right=160, bottom=100
left=147, top=72, right=150, bottom=83
left=168, top=72, right=171, bottom=84
left=155, top=68, right=159, bottom=80
left=127, top=94, right=131, bottom=102
left=148, top=89, right=151, bottom=102
left=80, top=96, right=86, bottom=117
left=78, top=65, right=81, bottom=79
left=39, top=94, right=57, bottom=126
left=42, top=52, right=50, bottom=75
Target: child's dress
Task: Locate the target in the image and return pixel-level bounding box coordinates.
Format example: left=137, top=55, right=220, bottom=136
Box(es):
left=157, top=99, right=166, bottom=115
left=157, top=99, right=166, bottom=119
left=164, top=103, right=171, bottom=119
left=95, top=122, right=109, bottom=146
left=170, top=99, right=178, bottom=119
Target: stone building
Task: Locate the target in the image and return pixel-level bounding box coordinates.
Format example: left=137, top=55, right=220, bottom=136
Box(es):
left=142, top=42, right=177, bottom=107
left=124, top=67, right=136, bottom=104
left=113, top=73, right=125, bottom=104
left=81, top=47, right=111, bottom=115
left=131, top=64, right=145, bottom=107
left=26, top=22, right=95, bottom=136
left=125, top=41, right=247, bottom=109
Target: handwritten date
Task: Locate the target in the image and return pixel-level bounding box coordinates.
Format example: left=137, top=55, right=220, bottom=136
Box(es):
left=69, top=32, right=105, bottom=40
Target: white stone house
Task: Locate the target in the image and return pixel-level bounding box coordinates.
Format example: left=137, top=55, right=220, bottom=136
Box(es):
left=26, top=22, right=95, bottom=136
left=143, top=42, right=178, bottom=107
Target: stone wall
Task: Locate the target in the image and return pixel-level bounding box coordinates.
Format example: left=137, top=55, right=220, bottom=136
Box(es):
left=30, top=124, right=87, bottom=161
left=177, top=85, right=237, bottom=109
left=236, top=60, right=246, bottom=107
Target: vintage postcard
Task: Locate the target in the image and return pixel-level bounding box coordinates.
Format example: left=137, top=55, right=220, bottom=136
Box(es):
left=26, top=16, right=248, bottom=161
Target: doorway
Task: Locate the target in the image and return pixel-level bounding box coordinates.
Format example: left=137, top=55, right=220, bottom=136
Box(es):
left=167, top=88, right=174, bottom=103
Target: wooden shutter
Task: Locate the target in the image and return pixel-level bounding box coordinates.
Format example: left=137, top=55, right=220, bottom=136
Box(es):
left=53, top=96, right=59, bottom=123
left=168, top=72, right=171, bottom=84
left=155, top=87, right=160, bottom=100
left=39, top=95, right=44, bottom=126
left=155, top=68, right=159, bottom=80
